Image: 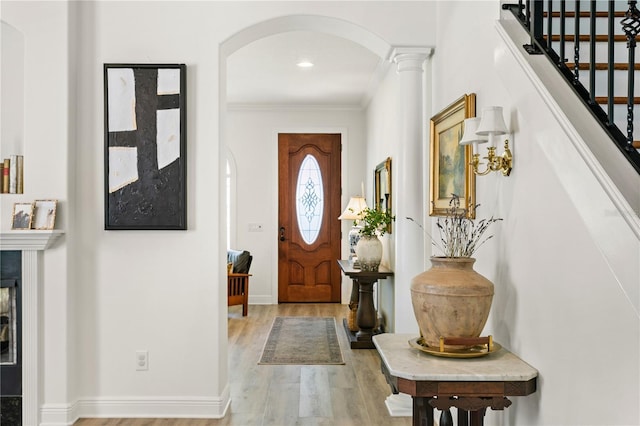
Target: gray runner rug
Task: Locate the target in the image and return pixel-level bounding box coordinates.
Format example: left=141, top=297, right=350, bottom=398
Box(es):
left=258, top=316, right=345, bottom=365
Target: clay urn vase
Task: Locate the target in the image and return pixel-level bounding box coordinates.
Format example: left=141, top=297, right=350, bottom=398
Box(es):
left=410, top=256, right=494, bottom=350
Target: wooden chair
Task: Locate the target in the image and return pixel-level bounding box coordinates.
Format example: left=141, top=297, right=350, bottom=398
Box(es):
left=227, top=249, right=252, bottom=316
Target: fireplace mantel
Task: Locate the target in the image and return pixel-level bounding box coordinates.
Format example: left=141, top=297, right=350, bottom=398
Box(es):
left=1, top=229, right=64, bottom=425
left=0, top=229, right=64, bottom=250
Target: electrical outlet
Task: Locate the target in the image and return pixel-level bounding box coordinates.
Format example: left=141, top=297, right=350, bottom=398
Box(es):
left=136, top=350, right=148, bottom=371
left=248, top=223, right=264, bottom=232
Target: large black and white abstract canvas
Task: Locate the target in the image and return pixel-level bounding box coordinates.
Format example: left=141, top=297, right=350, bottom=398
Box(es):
left=104, top=64, right=186, bottom=230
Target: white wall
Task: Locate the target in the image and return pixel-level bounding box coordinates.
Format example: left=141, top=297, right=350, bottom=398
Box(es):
left=1, top=2, right=74, bottom=419
left=7, top=0, right=638, bottom=424
left=1, top=1, right=439, bottom=422
left=0, top=21, right=24, bottom=158
left=72, top=1, right=230, bottom=419
left=429, top=1, right=640, bottom=424
left=225, top=107, right=367, bottom=305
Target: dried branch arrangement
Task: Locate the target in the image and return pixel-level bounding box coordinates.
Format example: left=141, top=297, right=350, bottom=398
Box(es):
left=407, top=194, right=502, bottom=258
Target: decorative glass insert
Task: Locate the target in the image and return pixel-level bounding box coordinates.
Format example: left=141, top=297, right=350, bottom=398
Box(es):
left=296, top=154, right=324, bottom=244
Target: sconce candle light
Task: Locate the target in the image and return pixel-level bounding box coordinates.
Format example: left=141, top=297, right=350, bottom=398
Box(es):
left=460, top=106, right=513, bottom=176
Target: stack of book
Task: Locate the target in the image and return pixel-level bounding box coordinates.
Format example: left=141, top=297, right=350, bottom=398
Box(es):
left=0, top=155, right=24, bottom=194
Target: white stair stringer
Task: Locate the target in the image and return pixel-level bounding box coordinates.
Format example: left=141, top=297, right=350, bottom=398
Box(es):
left=496, top=16, right=640, bottom=318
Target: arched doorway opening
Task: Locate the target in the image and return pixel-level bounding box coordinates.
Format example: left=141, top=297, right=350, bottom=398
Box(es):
left=218, top=14, right=393, bottom=385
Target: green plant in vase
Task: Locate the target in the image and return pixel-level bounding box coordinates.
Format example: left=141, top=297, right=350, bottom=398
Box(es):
left=354, top=207, right=395, bottom=271
left=357, top=207, right=395, bottom=237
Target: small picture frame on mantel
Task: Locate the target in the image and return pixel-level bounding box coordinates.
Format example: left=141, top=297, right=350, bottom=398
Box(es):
left=33, top=199, right=58, bottom=230
left=11, top=202, right=34, bottom=230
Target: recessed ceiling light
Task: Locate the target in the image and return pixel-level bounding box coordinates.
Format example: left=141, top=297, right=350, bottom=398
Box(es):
left=297, top=60, right=314, bottom=68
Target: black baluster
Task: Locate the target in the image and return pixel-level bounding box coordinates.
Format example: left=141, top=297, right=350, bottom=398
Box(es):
left=524, top=0, right=544, bottom=53
left=621, top=0, right=640, bottom=149
left=608, top=0, right=615, bottom=122
left=547, top=0, right=553, bottom=51
left=560, top=0, right=566, bottom=62
left=574, top=0, right=581, bottom=83
left=518, top=0, right=526, bottom=21
left=589, top=0, right=597, bottom=101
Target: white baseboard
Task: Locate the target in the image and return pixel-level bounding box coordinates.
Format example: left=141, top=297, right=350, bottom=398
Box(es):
left=40, top=389, right=230, bottom=425
left=248, top=295, right=275, bottom=305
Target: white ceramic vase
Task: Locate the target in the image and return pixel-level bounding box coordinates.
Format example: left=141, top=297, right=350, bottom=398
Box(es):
left=355, top=235, right=382, bottom=271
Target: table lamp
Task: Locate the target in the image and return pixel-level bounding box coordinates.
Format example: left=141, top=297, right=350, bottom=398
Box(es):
left=338, top=195, right=368, bottom=267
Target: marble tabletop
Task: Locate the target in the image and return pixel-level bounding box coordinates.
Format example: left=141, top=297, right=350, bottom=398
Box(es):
left=373, top=333, right=538, bottom=382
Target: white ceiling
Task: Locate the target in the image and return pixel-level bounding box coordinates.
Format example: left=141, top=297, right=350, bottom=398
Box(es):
left=226, top=31, right=386, bottom=107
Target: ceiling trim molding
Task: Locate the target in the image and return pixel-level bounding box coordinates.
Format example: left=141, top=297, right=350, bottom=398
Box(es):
left=226, top=103, right=364, bottom=112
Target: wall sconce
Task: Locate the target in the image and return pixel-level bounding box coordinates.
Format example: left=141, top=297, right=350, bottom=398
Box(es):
left=460, top=106, right=513, bottom=176
left=338, top=196, right=368, bottom=264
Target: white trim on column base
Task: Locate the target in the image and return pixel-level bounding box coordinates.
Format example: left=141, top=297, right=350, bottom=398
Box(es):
left=40, top=402, right=78, bottom=426
left=384, top=393, right=413, bottom=417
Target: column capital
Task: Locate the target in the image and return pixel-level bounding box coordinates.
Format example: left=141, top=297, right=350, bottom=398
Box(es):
left=390, top=47, right=433, bottom=72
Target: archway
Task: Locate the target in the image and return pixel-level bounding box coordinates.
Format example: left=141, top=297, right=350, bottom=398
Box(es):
left=218, top=14, right=393, bottom=299
left=217, top=15, right=394, bottom=398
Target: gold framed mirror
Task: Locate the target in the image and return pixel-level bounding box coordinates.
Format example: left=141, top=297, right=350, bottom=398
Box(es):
left=374, top=157, right=392, bottom=233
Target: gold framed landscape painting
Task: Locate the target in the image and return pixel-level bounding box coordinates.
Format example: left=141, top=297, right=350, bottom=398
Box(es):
left=429, top=93, right=476, bottom=218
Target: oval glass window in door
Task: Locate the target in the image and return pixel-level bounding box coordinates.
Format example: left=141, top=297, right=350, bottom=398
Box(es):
left=296, top=154, right=324, bottom=245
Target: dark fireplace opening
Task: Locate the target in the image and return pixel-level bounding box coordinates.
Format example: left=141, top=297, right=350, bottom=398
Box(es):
left=1, top=250, right=22, bottom=425
left=1, top=286, right=17, bottom=364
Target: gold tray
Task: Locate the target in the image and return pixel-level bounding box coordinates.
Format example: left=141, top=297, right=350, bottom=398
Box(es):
left=408, top=337, right=502, bottom=358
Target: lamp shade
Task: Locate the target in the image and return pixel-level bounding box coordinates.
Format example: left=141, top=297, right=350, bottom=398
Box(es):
left=338, top=196, right=368, bottom=220
left=459, top=117, right=489, bottom=146
left=476, top=106, right=508, bottom=136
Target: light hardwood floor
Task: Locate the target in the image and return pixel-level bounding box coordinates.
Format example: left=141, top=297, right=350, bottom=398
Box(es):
left=74, top=304, right=412, bottom=426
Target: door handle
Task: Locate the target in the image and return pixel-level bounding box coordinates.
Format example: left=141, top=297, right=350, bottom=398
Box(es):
left=279, top=226, right=286, bottom=241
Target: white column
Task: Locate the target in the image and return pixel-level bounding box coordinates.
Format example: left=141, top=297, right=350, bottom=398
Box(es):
left=392, top=47, right=433, bottom=334
left=383, top=47, right=432, bottom=418
left=22, top=250, right=41, bottom=426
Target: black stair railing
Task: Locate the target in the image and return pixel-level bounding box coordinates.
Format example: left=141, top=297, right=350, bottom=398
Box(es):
left=504, top=0, right=640, bottom=174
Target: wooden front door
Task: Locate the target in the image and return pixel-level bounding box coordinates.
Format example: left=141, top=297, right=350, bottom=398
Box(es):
left=278, top=133, right=341, bottom=303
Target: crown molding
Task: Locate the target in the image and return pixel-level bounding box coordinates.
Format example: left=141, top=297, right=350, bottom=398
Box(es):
left=226, top=103, right=364, bottom=112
